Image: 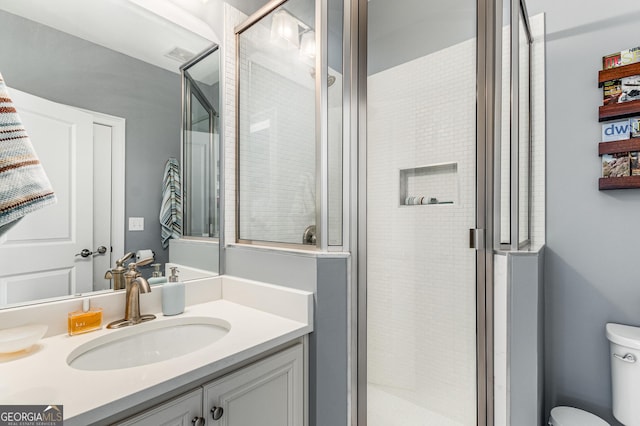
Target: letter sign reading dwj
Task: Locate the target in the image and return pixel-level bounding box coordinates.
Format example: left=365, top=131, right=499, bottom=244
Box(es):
left=602, top=119, right=631, bottom=142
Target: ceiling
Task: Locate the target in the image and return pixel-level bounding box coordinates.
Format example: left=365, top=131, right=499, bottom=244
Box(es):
left=0, top=0, right=221, bottom=74
left=0, top=0, right=484, bottom=77
left=227, top=0, right=478, bottom=74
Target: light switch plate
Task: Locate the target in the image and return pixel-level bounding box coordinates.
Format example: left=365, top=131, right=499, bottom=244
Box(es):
left=129, top=217, right=144, bottom=231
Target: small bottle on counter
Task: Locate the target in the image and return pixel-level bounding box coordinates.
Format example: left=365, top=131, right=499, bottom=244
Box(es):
left=68, top=298, right=103, bottom=335
left=162, top=267, right=185, bottom=316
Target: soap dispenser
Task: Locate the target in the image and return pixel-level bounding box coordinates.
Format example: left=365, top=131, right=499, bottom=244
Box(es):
left=162, top=267, right=185, bottom=316
left=148, top=263, right=167, bottom=285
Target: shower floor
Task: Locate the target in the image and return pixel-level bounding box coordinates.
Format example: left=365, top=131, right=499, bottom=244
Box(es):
left=367, top=383, right=464, bottom=426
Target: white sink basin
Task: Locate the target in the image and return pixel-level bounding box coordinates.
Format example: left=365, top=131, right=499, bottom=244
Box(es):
left=67, top=316, right=230, bottom=371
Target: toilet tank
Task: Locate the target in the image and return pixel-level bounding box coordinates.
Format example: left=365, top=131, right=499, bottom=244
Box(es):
left=606, top=323, right=640, bottom=426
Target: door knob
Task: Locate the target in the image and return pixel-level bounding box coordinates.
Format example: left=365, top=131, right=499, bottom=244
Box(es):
left=192, top=417, right=205, bottom=426
left=75, top=249, right=92, bottom=258
left=211, top=406, right=224, bottom=420
left=92, top=246, right=107, bottom=256
left=75, top=246, right=108, bottom=258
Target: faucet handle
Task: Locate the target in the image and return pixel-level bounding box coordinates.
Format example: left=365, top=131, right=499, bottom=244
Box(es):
left=125, top=257, right=154, bottom=277
left=136, top=257, right=154, bottom=268
left=116, top=252, right=134, bottom=267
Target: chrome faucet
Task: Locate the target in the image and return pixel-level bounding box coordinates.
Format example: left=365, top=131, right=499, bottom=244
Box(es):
left=107, top=258, right=156, bottom=329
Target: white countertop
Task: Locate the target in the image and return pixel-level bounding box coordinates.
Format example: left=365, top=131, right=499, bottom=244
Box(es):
left=0, top=276, right=313, bottom=425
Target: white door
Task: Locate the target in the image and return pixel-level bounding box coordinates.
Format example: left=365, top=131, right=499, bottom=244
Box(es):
left=92, top=123, right=113, bottom=290
left=203, top=344, right=303, bottom=426
left=0, top=88, right=94, bottom=306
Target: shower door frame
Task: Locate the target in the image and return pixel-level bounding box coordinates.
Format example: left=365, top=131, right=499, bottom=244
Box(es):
left=350, top=0, right=497, bottom=425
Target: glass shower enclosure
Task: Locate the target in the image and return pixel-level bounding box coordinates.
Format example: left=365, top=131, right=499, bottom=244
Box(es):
left=364, top=0, right=480, bottom=424
left=230, top=0, right=533, bottom=423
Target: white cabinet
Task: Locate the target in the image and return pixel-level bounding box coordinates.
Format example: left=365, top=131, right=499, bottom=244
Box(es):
left=116, top=389, right=203, bottom=426
left=116, top=344, right=303, bottom=426
left=203, top=344, right=303, bottom=426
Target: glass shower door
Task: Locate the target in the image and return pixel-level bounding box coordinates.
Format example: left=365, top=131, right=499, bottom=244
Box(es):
left=365, top=0, right=478, bottom=424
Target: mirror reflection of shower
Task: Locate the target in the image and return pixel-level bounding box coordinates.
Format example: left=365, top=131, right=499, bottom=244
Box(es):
left=181, top=44, right=221, bottom=239
left=309, top=68, right=336, bottom=87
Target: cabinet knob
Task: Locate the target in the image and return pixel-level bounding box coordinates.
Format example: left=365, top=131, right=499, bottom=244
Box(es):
left=192, top=417, right=205, bottom=426
left=211, top=406, right=224, bottom=420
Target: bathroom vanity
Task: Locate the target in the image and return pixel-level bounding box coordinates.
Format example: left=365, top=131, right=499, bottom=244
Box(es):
left=116, top=343, right=303, bottom=426
left=0, top=276, right=313, bottom=426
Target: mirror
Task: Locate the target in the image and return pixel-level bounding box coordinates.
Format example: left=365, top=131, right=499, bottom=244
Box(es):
left=0, top=0, right=222, bottom=308
left=182, top=47, right=221, bottom=240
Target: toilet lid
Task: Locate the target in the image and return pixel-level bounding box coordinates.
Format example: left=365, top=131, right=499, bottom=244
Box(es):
left=550, top=407, right=610, bottom=426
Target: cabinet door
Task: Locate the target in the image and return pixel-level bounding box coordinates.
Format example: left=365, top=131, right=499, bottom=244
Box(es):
left=203, top=344, right=303, bottom=426
left=115, top=388, right=203, bottom=426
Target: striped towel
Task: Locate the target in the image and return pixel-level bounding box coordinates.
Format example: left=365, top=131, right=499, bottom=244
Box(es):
left=0, top=73, right=56, bottom=237
left=160, top=157, right=182, bottom=249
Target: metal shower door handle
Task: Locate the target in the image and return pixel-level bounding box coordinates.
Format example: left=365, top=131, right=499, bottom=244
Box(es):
left=613, top=353, right=636, bottom=363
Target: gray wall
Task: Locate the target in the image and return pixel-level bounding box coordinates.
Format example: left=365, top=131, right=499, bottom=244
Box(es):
left=508, top=251, right=544, bottom=426
left=310, top=257, right=348, bottom=426
left=225, top=246, right=349, bottom=426
left=524, top=0, right=640, bottom=423
left=0, top=10, right=181, bottom=269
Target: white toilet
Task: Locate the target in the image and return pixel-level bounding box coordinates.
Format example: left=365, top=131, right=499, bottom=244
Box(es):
left=548, top=406, right=609, bottom=426
left=549, top=323, right=640, bottom=426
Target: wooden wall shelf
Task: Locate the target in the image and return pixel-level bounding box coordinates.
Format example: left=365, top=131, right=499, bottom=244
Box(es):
left=599, top=175, right=640, bottom=190
left=599, top=138, right=640, bottom=155
left=599, top=99, right=640, bottom=122
left=598, top=56, right=640, bottom=190
left=599, top=62, right=640, bottom=86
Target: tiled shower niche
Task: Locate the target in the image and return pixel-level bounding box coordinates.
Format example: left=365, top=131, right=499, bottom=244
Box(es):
left=399, top=162, right=458, bottom=206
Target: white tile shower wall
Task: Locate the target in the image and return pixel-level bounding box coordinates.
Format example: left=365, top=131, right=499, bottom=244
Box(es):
left=500, top=21, right=511, bottom=245
left=530, top=14, right=545, bottom=249
left=238, top=58, right=315, bottom=243
left=367, top=38, right=477, bottom=425
left=224, top=3, right=343, bottom=246
left=519, top=22, right=531, bottom=244
left=237, top=13, right=316, bottom=244
left=499, top=14, right=546, bottom=249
